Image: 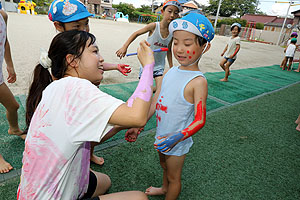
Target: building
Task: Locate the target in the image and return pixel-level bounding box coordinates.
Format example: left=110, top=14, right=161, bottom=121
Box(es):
left=241, top=14, right=294, bottom=32
left=81, top=0, right=114, bottom=17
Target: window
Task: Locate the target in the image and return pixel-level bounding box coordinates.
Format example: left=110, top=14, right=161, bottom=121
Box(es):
left=103, top=0, right=110, bottom=3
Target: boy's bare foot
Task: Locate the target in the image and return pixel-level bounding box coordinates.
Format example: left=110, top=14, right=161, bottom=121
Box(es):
left=294, top=69, right=300, bottom=72
left=295, top=116, right=300, bottom=124
left=0, top=155, right=13, bottom=173
left=220, top=78, right=228, bottom=82
left=296, top=124, right=300, bottom=132
left=90, top=154, right=104, bottom=166
left=8, top=129, right=26, bottom=140
left=145, top=186, right=166, bottom=196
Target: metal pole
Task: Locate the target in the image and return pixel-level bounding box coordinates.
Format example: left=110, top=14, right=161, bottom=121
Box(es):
left=277, top=0, right=293, bottom=45
left=214, top=0, right=222, bottom=30
left=152, top=0, right=154, bottom=13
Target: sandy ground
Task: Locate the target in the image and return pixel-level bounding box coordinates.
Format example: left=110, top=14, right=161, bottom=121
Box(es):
left=2, top=12, right=288, bottom=95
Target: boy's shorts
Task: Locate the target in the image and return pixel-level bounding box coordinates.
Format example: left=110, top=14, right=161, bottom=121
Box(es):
left=224, top=57, right=236, bottom=64
left=139, top=68, right=164, bottom=79
left=285, top=56, right=293, bottom=59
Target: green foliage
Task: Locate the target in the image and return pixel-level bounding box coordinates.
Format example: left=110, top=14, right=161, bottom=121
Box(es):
left=133, top=11, right=161, bottom=24
left=136, top=5, right=152, bottom=13
left=112, top=3, right=136, bottom=20
left=255, top=22, right=264, bottom=30
left=217, top=18, right=247, bottom=28
left=33, top=0, right=52, bottom=7
left=205, top=0, right=260, bottom=17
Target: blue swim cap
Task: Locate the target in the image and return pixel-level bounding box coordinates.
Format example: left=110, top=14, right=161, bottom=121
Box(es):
left=231, top=22, right=241, bottom=29
left=48, top=0, right=93, bottom=23
left=169, top=13, right=215, bottom=42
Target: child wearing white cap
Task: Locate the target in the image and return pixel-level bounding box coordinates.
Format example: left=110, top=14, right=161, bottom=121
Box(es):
left=219, top=22, right=241, bottom=82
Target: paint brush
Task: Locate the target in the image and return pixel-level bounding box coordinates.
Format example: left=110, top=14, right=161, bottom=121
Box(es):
left=126, top=48, right=169, bottom=57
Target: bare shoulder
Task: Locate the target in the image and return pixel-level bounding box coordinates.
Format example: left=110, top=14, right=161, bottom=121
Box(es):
left=0, top=10, right=7, bottom=22
left=146, top=22, right=156, bottom=31
left=190, top=76, right=207, bottom=89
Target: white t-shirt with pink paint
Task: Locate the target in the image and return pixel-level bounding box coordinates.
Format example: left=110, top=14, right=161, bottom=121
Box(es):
left=17, top=77, right=123, bottom=200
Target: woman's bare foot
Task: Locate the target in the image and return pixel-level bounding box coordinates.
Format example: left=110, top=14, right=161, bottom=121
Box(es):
left=294, top=69, right=300, bottom=72
left=220, top=78, right=228, bottom=82
left=145, top=186, right=166, bottom=196
left=296, top=124, right=300, bottom=132
left=8, top=129, right=26, bottom=140
left=90, top=154, right=104, bottom=166
left=0, top=154, right=13, bottom=173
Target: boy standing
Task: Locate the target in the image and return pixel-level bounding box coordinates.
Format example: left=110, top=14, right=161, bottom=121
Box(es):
left=281, top=38, right=297, bottom=71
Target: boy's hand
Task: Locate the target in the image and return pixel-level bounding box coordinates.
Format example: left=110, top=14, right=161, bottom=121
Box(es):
left=117, top=64, right=131, bottom=76
left=116, top=47, right=127, bottom=59
left=154, top=131, right=184, bottom=153
left=6, top=65, right=16, bottom=83
left=137, top=40, right=154, bottom=67
left=125, top=127, right=143, bottom=142
left=221, top=52, right=224, bottom=56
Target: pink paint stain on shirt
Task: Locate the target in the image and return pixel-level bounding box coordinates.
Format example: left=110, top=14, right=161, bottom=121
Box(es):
left=127, top=62, right=154, bottom=107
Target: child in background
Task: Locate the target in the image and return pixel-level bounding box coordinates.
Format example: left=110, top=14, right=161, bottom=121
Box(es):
left=18, top=30, right=153, bottom=200
left=0, top=9, right=24, bottom=173
left=280, top=38, right=297, bottom=71
left=219, top=22, right=241, bottom=82
left=281, top=32, right=298, bottom=68
left=127, top=13, right=214, bottom=199
left=116, top=0, right=182, bottom=94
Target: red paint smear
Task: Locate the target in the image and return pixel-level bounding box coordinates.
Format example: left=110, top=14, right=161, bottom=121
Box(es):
left=182, top=101, right=206, bottom=138
left=156, top=103, right=168, bottom=113
left=189, top=56, right=192, bottom=59
left=187, top=50, right=190, bottom=54
left=193, top=51, right=195, bottom=55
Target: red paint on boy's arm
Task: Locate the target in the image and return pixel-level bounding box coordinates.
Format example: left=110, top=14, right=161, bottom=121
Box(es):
left=181, top=101, right=206, bottom=140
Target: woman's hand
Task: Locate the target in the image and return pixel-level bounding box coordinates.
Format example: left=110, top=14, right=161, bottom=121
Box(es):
left=137, top=40, right=154, bottom=67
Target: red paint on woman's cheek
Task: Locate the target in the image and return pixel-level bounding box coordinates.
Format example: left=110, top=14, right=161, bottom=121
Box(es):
left=187, top=50, right=190, bottom=54
left=189, top=56, right=192, bottom=59
left=193, top=51, right=195, bottom=55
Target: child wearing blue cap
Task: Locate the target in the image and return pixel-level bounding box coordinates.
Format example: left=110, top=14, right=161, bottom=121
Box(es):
left=126, top=13, right=214, bottom=198
left=219, top=22, right=241, bottom=82
left=280, top=37, right=297, bottom=71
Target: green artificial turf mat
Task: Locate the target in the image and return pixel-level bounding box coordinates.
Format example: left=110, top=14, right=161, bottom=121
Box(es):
left=1, top=83, right=299, bottom=199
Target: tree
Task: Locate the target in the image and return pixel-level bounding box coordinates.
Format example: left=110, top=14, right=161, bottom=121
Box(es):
left=136, top=5, right=152, bottom=14
left=112, top=3, right=136, bottom=19
left=34, top=0, right=52, bottom=7
left=204, top=0, right=260, bottom=17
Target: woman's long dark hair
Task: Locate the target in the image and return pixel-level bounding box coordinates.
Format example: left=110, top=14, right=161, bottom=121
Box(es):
left=25, top=30, right=96, bottom=130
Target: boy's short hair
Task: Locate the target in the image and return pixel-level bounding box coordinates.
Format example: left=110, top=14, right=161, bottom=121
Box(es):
left=163, top=0, right=182, bottom=12
left=291, top=38, right=297, bottom=44
left=231, top=22, right=241, bottom=32
left=291, top=32, right=298, bottom=37
left=169, top=13, right=215, bottom=42
left=48, top=0, right=93, bottom=23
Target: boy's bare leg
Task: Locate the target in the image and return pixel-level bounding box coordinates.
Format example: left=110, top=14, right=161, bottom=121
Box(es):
left=282, top=58, right=287, bottom=70
left=294, top=63, right=300, bottom=72
left=287, top=58, right=293, bottom=71
left=165, top=154, right=185, bottom=200
left=0, top=83, right=24, bottom=139
left=90, top=142, right=104, bottom=166
left=0, top=154, right=13, bottom=173
left=219, top=58, right=226, bottom=71
left=220, top=62, right=232, bottom=82
left=145, top=152, right=168, bottom=196
left=100, top=191, right=148, bottom=200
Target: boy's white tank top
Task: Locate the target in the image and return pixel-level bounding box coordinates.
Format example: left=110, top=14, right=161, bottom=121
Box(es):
left=146, top=22, right=172, bottom=71
left=0, top=13, right=6, bottom=84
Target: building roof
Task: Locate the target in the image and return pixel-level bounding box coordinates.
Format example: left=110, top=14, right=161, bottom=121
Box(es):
left=241, top=14, right=294, bottom=26
left=183, top=1, right=198, bottom=9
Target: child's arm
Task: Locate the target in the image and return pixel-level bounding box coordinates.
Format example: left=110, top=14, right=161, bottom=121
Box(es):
left=1, top=11, right=16, bottom=84
left=102, top=63, right=131, bottom=76
left=167, top=39, right=173, bottom=68
left=155, top=77, right=208, bottom=153
left=116, top=23, right=156, bottom=59
left=229, top=44, right=240, bottom=59
left=221, top=44, right=228, bottom=56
